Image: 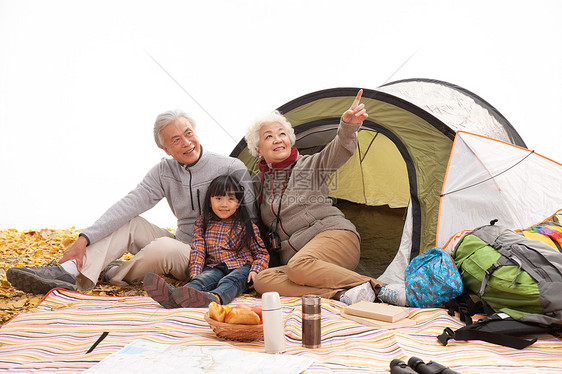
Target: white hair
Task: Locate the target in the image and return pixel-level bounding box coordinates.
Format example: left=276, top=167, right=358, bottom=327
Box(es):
left=153, top=109, right=196, bottom=148
left=244, top=110, right=296, bottom=157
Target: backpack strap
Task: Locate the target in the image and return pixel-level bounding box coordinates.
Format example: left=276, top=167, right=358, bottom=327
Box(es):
left=438, top=313, right=542, bottom=349
left=479, top=256, right=520, bottom=296
left=446, top=290, right=494, bottom=325
left=438, top=325, right=537, bottom=349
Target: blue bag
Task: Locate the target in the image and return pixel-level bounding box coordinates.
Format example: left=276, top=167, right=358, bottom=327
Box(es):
left=405, top=247, right=463, bottom=308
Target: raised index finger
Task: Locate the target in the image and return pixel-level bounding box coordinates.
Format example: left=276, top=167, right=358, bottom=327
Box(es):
left=351, top=89, right=364, bottom=109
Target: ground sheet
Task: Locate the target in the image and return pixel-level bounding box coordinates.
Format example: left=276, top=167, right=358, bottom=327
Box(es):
left=1, top=289, right=561, bottom=373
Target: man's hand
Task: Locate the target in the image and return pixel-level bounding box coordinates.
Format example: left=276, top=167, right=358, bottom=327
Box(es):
left=342, top=89, right=368, bottom=124
left=58, top=235, right=88, bottom=269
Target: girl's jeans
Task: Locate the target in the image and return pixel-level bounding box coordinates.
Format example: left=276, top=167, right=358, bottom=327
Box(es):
left=186, top=262, right=251, bottom=305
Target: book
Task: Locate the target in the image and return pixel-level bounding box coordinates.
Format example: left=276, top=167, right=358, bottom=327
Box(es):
left=340, top=310, right=416, bottom=329
left=344, top=301, right=410, bottom=323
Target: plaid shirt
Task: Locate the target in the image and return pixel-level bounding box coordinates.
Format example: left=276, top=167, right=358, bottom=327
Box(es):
left=189, top=216, right=268, bottom=278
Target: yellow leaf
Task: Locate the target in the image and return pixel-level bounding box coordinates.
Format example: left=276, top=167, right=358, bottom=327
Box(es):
left=12, top=299, right=27, bottom=308
left=28, top=295, right=43, bottom=307
left=0, top=227, right=145, bottom=325
left=50, top=302, right=73, bottom=311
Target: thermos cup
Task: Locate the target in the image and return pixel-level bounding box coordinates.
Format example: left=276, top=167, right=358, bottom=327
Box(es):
left=302, top=294, right=321, bottom=348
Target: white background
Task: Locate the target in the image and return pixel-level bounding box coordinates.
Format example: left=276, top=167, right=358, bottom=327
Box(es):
left=1, top=0, right=560, bottom=230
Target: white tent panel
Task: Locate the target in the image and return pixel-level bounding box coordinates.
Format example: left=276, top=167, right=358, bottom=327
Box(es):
left=379, top=201, right=413, bottom=285
left=436, top=131, right=562, bottom=248
left=377, top=79, right=523, bottom=145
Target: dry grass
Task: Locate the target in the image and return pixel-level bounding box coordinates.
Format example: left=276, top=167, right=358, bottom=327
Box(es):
left=0, top=228, right=176, bottom=325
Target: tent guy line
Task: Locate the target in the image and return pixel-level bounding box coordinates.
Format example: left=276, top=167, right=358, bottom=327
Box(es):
left=145, top=50, right=237, bottom=143
left=440, top=149, right=535, bottom=197
left=148, top=47, right=419, bottom=145
left=382, top=50, right=418, bottom=85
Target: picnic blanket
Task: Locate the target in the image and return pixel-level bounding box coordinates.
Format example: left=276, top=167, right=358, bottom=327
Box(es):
left=1, top=289, right=561, bottom=373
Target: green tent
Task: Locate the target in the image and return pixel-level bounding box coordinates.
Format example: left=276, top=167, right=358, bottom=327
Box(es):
left=230, top=79, right=526, bottom=280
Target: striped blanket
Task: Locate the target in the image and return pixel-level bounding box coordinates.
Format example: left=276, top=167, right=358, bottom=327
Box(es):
left=1, top=289, right=561, bottom=373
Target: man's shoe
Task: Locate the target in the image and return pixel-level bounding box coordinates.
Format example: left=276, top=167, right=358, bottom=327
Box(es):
left=6, top=262, right=77, bottom=294
left=99, top=260, right=123, bottom=282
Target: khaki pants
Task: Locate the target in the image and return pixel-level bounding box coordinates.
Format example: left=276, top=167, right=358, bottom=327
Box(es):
left=254, top=230, right=382, bottom=299
left=77, top=217, right=191, bottom=290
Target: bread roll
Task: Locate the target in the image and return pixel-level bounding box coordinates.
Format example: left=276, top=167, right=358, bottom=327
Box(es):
left=225, top=308, right=261, bottom=325
left=208, top=301, right=227, bottom=322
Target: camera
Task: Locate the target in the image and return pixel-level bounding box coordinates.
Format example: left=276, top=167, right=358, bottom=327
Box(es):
left=267, top=231, right=281, bottom=251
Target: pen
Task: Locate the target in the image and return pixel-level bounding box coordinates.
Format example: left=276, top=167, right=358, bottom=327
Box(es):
left=86, top=331, right=109, bottom=354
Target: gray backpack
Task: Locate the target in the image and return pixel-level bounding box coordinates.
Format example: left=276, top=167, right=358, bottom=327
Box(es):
left=439, top=223, right=562, bottom=349
left=452, top=223, right=562, bottom=326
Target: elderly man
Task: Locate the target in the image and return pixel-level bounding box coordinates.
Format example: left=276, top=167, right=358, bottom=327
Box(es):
left=7, top=110, right=256, bottom=294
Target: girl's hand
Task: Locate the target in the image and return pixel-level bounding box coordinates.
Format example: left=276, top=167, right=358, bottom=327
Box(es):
left=342, top=89, right=368, bottom=124
left=247, top=270, right=258, bottom=287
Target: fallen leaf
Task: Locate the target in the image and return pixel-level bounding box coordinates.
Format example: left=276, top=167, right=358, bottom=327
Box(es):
left=28, top=295, right=43, bottom=307
left=0, top=227, right=175, bottom=325
left=12, top=299, right=27, bottom=308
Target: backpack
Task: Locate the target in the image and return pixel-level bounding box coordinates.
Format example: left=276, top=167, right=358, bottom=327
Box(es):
left=438, top=222, right=562, bottom=348
left=404, top=247, right=463, bottom=308
left=522, top=223, right=562, bottom=252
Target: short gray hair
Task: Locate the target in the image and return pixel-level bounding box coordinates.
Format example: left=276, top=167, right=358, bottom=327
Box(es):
left=244, top=110, right=295, bottom=157
left=153, top=109, right=196, bottom=148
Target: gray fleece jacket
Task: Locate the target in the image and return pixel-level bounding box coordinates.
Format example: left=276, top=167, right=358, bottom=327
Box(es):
left=81, top=148, right=257, bottom=245
left=258, top=119, right=360, bottom=264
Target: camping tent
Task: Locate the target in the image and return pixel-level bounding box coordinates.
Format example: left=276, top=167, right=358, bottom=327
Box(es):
left=230, top=78, right=528, bottom=281
left=437, top=131, right=562, bottom=251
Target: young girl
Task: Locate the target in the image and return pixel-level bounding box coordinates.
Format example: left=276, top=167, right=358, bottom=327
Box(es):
left=144, top=174, right=269, bottom=308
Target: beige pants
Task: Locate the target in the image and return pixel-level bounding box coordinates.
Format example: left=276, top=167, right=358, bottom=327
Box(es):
left=254, top=230, right=382, bottom=299
left=77, top=216, right=191, bottom=290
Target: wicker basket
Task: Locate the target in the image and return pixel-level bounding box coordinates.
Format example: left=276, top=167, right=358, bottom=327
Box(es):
left=204, top=312, right=264, bottom=342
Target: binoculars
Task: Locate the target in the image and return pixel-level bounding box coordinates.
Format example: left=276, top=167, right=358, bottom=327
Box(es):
left=390, top=357, right=460, bottom=374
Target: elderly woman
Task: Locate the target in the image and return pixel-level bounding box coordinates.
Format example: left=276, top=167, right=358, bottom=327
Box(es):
left=244, top=90, right=407, bottom=306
